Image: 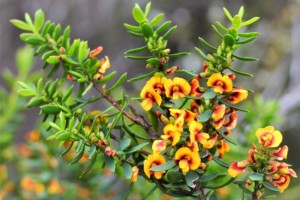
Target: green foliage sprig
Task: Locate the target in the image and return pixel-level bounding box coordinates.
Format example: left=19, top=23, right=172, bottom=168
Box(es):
left=11, top=3, right=297, bottom=200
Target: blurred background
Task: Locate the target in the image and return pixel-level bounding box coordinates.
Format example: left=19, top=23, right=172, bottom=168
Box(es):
left=0, top=0, right=299, bottom=199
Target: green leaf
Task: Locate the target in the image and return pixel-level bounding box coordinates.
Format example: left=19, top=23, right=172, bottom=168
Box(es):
left=198, top=37, right=217, bottom=51
left=70, top=145, right=85, bottom=164
left=204, top=176, right=234, bottom=189
left=232, top=16, right=242, bottom=30
left=226, top=67, right=253, bottom=77
left=249, top=173, right=264, bottom=181
left=127, top=70, right=155, bottom=82
left=60, top=141, right=74, bottom=156
left=211, top=25, right=223, bottom=39
left=125, top=55, right=153, bottom=60
left=40, top=104, right=62, bottom=114
left=150, top=13, right=164, bottom=27
left=128, top=31, right=144, bottom=38
left=82, top=82, right=93, bottom=96
left=46, top=56, right=60, bottom=64
left=233, top=54, right=258, bottom=61
left=132, top=4, right=145, bottom=23
left=166, top=170, right=184, bottom=183
left=168, top=52, right=190, bottom=58
left=238, top=6, right=244, bottom=18
left=123, top=23, right=140, bottom=32
left=144, top=2, right=151, bottom=17
left=223, top=34, right=235, bottom=47
left=203, top=88, right=216, bottom=99
left=88, top=145, right=97, bottom=159
left=24, top=13, right=33, bottom=26
left=262, top=181, right=280, bottom=192
left=175, top=69, right=198, bottom=77
left=56, top=131, right=71, bottom=141
left=219, top=99, right=249, bottom=112
left=10, top=19, right=32, bottom=31
left=185, top=171, right=199, bottom=187
left=197, top=110, right=212, bottom=122
left=147, top=110, right=159, bottom=132
left=142, top=186, right=157, bottom=200
left=104, top=154, right=115, bottom=172
left=223, top=7, right=233, bottom=22
left=27, top=97, right=44, bottom=107
left=121, top=182, right=134, bottom=200
left=198, top=173, right=221, bottom=183
left=97, top=71, right=117, bottom=83
left=212, top=155, right=229, bottom=168
left=150, top=160, right=176, bottom=171
left=236, top=36, right=256, bottom=44
left=216, top=130, right=238, bottom=145
left=78, top=41, right=89, bottom=63
left=195, top=47, right=208, bottom=61
left=162, top=25, right=177, bottom=39
left=62, top=85, right=74, bottom=102
left=122, top=163, right=133, bottom=179
left=238, top=32, right=260, bottom=38
left=25, top=37, right=45, bottom=46
left=80, top=153, right=97, bottom=178
left=34, top=9, right=45, bottom=32
left=155, top=21, right=171, bottom=34
left=241, top=17, right=260, bottom=27
left=215, top=21, right=228, bottom=32
left=106, top=72, right=127, bottom=92
left=142, top=23, right=154, bottom=38
left=117, top=142, right=149, bottom=154
left=125, top=45, right=148, bottom=54
left=118, top=138, right=131, bottom=151
left=18, top=89, right=36, bottom=97
left=62, top=26, right=71, bottom=47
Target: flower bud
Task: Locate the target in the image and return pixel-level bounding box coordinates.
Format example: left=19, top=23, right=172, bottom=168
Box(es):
left=89, top=46, right=103, bottom=58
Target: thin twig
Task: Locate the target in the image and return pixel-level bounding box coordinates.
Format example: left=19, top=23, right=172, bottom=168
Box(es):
left=92, top=82, right=156, bottom=139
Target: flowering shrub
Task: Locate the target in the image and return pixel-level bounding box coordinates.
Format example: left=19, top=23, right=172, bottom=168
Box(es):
left=10, top=2, right=297, bottom=200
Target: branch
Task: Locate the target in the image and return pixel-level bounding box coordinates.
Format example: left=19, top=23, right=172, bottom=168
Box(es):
left=92, top=81, right=156, bottom=140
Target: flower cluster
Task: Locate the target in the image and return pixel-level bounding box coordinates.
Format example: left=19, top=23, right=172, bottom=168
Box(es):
left=142, top=72, right=249, bottom=179
left=228, top=126, right=297, bottom=194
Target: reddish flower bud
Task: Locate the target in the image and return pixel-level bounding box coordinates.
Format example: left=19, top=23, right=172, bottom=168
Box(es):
left=227, top=73, right=236, bottom=80
left=59, top=47, right=65, bottom=53
left=89, top=46, right=103, bottom=58
left=156, top=111, right=162, bottom=118
left=66, top=74, right=73, bottom=81
left=160, top=57, right=166, bottom=64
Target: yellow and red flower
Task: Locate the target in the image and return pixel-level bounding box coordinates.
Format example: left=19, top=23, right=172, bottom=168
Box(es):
left=256, top=126, right=282, bottom=148
left=146, top=76, right=167, bottom=94
left=266, top=174, right=290, bottom=192
left=174, top=147, right=201, bottom=174
left=140, top=86, right=162, bottom=111
left=217, top=140, right=230, bottom=158
left=161, top=124, right=181, bottom=146
left=227, top=87, right=248, bottom=104
left=144, top=154, right=166, bottom=179
left=89, top=46, right=103, bottom=58
left=228, top=160, right=250, bottom=178
left=223, top=111, right=238, bottom=130
left=212, top=104, right=226, bottom=121
left=189, top=121, right=210, bottom=146
left=165, top=77, right=191, bottom=99
left=270, top=145, right=288, bottom=160
left=203, top=134, right=219, bottom=149
left=190, top=79, right=202, bottom=97
left=131, top=166, right=139, bottom=183
left=170, top=109, right=197, bottom=125
left=152, top=140, right=168, bottom=154
left=98, top=56, right=110, bottom=74
left=207, top=73, right=233, bottom=94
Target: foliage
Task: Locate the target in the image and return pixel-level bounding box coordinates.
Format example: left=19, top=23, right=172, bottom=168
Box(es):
left=6, top=2, right=297, bottom=200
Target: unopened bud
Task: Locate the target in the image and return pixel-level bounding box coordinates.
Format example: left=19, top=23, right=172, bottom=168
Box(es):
left=59, top=47, right=66, bottom=53
left=93, top=73, right=103, bottom=80
left=67, top=74, right=73, bottom=81
left=161, top=48, right=170, bottom=56
left=146, top=64, right=154, bottom=68
left=89, top=46, right=103, bottom=58
left=156, top=111, right=162, bottom=118
left=227, top=73, right=236, bottom=80
left=160, top=57, right=166, bottom=65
